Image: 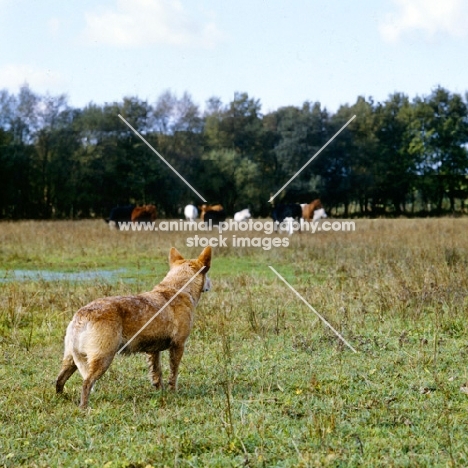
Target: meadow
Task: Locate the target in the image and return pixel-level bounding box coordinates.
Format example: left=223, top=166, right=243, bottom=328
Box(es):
left=1, top=218, right=468, bottom=467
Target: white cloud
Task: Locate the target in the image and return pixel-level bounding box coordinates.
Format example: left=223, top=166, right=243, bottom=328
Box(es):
left=380, top=0, right=468, bottom=42
left=47, top=17, right=61, bottom=35
left=82, top=0, right=222, bottom=48
left=0, top=64, right=65, bottom=91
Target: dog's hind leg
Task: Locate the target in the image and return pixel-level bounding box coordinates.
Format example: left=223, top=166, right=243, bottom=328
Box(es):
left=147, top=352, right=163, bottom=389
left=56, top=354, right=77, bottom=394
left=80, top=356, right=114, bottom=409
left=168, top=344, right=185, bottom=391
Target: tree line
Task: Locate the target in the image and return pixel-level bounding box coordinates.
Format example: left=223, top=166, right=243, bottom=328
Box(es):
left=0, top=85, right=467, bottom=219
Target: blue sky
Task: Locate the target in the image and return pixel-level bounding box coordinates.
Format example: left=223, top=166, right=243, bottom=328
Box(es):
left=1, top=0, right=468, bottom=114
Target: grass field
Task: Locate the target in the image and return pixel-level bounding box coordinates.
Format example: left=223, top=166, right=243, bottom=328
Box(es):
left=1, top=218, right=468, bottom=467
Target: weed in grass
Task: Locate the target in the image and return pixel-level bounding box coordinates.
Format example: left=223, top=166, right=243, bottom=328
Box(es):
left=216, top=300, right=235, bottom=442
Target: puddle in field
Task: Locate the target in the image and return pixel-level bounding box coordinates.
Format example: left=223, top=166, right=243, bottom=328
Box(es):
left=0, top=269, right=128, bottom=283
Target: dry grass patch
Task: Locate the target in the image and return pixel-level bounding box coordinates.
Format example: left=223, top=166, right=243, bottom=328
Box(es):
left=1, top=218, right=468, bottom=467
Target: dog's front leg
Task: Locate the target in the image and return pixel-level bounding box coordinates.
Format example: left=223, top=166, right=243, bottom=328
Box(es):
left=168, top=344, right=185, bottom=391
left=147, top=352, right=163, bottom=389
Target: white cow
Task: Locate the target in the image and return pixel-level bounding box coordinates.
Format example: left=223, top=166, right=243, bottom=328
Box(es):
left=313, top=208, right=327, bottom=221
left=184, top=204, right=198, bottom=223
left=234, top=208, right=251, bottom=222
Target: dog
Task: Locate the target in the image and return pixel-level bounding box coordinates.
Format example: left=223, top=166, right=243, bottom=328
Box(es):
left=56, top=247, right=212, bottom=409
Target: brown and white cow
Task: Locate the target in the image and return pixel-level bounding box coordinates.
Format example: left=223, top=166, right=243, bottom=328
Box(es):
left=199, top=204, right=224, bottom=221
left=131, top=204, right=157, bottom=222
left=301, top=199, right=322, bottom=221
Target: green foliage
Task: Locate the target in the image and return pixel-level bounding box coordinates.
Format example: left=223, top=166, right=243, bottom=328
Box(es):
left=410, top=87, right=468, bottom=211
left=270, top=102, right=329, bottom=196
left=0, top=85, right=468, bottom=219
left=201, top=149, right=261, bottom=211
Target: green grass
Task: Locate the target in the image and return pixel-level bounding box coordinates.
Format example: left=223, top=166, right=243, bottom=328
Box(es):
left=1, top=219, right=468, bottom=467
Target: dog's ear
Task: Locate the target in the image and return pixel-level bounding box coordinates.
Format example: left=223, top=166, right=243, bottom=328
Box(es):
left=198, top=246, right=211, bottom=272
left=169, top=247, right=184, bottom=266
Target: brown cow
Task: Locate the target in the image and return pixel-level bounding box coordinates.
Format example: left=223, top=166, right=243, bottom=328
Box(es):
left=199, top=204, right=223, bottom=221
left=301, top=199, right=322, bottom=221
left=131, top=205, right=157, bottom=222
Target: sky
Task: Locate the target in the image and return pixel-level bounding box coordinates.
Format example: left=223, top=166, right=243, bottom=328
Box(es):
left=1, top=0, right=468, bottom=114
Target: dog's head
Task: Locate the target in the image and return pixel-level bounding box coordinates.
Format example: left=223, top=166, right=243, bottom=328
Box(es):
left=169, top=246, right=212, bottom=292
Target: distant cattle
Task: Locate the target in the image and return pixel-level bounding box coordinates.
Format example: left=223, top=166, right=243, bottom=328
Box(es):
left=106, top=204, right=157, bottom=230
left=271, top=203, right=302, bottom=223
left=184, top=204, right=198, bottom=223
left=106, top=204, right=135, bottom=229
left=204, top=209, right=227, bottom=227
left=301, top=199, right=322, bottom=221
left=199, top=204, right=224, bottom=221
left=131, top=204, right=157, bottom=222
left=271, top=203, right=302, bottom=233
left=278, top=217, right=295, bottom=235
left=234, top=208, right=251, bottom=222
left=313, top=207, right=327, bottom=221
